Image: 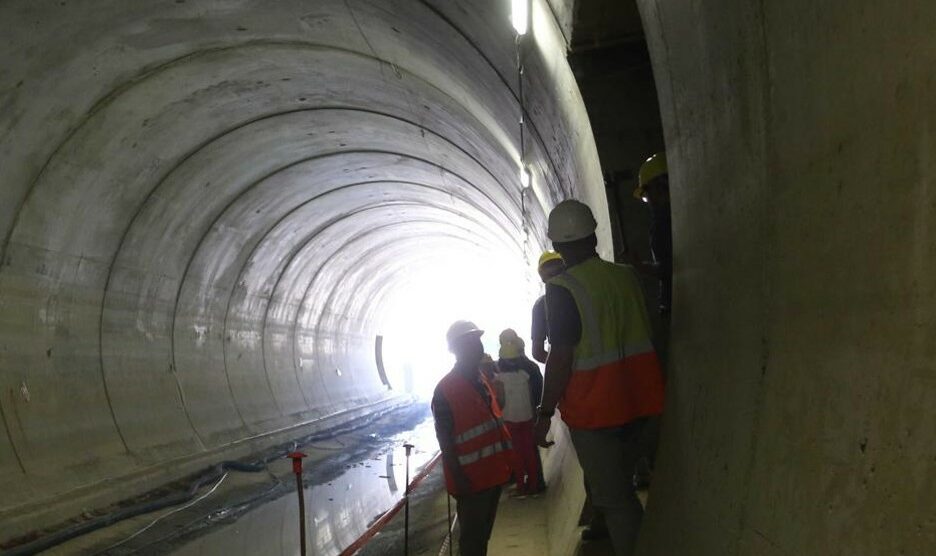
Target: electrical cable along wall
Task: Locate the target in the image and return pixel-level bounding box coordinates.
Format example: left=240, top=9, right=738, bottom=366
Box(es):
left=0, top=0, right=605, bottom=541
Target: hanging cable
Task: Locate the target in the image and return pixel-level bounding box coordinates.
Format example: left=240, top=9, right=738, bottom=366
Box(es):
left=515, top=7, right=533, bottom=272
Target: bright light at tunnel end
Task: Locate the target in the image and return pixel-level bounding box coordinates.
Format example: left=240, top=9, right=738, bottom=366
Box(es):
left=378, top=250, right=540, bottom=400
left=511, top=0, right=529, bottom=35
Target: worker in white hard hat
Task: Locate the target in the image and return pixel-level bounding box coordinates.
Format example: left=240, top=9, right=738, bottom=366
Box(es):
left=432, top=320, right=514, bottom=556
left=531, top=251, right=565, bottom=364
left=534, top=200, right=666, bottom=556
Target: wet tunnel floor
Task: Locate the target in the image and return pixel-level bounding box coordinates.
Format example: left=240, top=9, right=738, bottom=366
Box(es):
left=42, top=402, right=623, bottom=556
left=47, top=403, right=438, bottom=555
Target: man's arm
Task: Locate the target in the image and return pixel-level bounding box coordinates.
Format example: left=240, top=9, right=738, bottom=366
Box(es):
left=531, top=298, right=549, bottom=364
left=534, top=345, right=573, bottom=447
left=539, top=348, right=572, bottom=415
left=432, top=389, right=471, bottom=494
left=534, top=284, right=582, bottom=447
left=524, top=361, right=544, bottom=409
left=532, top=343, right=548, bottom=365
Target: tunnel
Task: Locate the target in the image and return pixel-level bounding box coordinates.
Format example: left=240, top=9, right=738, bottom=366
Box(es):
left=1, top=0, right=934, bottom=555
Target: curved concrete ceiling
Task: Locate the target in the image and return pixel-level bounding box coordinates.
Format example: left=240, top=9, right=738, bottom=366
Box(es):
left=0, top=0, right=608, bottom=536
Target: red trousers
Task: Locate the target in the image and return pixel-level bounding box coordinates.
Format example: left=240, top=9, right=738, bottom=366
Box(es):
left=506, top=420, right=541, bottom=494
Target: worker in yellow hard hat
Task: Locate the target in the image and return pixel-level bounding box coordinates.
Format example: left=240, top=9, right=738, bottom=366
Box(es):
left=531, top=251, right=565, bottom=364
left=634, top=153, right=672, bottom=315
left=632, top=153, right=672, bottom=498
left=493, top=329, right=545, bottom=496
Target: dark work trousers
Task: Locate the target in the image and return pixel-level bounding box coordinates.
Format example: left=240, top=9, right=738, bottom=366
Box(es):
left=570, top=422, right=645, bottom=556
left=456, top=485, right=502, bottom=556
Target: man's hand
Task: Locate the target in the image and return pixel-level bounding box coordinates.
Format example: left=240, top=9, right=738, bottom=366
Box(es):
left=534, top=415, right=554, bottom=448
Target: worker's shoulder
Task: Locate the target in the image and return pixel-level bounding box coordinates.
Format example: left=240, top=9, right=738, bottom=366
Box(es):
left=592, top=256, right=631, bottom=271
left=590, top=257, right=639, bottom=279
left=433, top=370, right=457, bottom=393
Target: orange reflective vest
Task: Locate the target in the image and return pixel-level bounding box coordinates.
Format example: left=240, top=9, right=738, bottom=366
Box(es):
left=548, top=257, right=665, bottom=429
left=435, top=371, right=514, bottom=495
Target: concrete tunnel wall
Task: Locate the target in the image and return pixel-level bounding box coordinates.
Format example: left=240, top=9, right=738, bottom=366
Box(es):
left=0, top=0, right=610, bottom=538
left=637, top=1, right=936, bottom=554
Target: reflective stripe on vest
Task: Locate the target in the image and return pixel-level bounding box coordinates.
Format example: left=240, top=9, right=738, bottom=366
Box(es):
left=455, top=417, right=505, bottom=444
left=457, top=440, right=513, bottom=466
left=549, top=258, right=665, bottom=429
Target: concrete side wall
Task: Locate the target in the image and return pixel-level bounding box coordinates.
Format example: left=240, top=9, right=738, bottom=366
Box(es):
left=637, top=1, right=936, bottom=554
left=0, top=0, right=604, bottom=540
left=545, top=0, right=576, bottom=48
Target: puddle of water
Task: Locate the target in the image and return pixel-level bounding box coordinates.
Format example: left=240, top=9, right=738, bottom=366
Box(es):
left=166, top=418, right=439, bottom=556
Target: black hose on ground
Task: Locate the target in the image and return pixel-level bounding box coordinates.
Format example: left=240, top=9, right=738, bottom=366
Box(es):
left=2, top=460, right=265, bottom=556
left=3, top=400, right=425, bottom=555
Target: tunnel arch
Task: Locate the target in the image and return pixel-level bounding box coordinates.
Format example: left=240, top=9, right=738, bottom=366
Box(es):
left=0, top=0, right=607, bottom=538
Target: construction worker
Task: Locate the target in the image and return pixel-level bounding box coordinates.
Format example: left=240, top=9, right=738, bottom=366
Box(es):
left=531, top=251, right=565, bottom=364
left=534, top=200, right=666, bottom=556
left=494, top=329, right=544, bottom=496
left=632, top=153, right=672, bottom=316
left=533, top=251, right=607, bottom=537
left=632, top=153, right=672, bottom=489
left=432, top=320, right=514, bottom=556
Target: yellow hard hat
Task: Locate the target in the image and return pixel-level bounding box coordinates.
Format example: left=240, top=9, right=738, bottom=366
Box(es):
left=499, top=342, right=523, bottom=360
left=537, top=251, right=563, bottom=269
left=498, top=329, right=525, bottom=359
left=498, top=328, right=520, bottom=345
left=634, top=153, right=668, bottom=200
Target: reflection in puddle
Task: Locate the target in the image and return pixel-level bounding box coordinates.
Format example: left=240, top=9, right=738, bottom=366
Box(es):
left=167, top=415, right=439, bottom=556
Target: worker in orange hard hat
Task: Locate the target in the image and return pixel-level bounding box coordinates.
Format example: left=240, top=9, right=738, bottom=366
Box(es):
left=432, top=320, right=514, bottom=556
left=530, top=251, right=565, bottom=364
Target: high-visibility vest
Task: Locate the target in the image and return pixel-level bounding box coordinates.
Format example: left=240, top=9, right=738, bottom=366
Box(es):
left=436, top=371, right=514, bottom=495
left=548, top=257, right=665, bottom=429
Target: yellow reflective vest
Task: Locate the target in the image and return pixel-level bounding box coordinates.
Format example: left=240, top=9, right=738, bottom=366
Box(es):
left=548, top=257, right=665, bottom=429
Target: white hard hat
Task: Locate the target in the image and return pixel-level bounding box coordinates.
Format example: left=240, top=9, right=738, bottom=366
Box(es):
left=547, top=200, right=597, bottom=242
left=446, top=320, right=484, bottom=349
